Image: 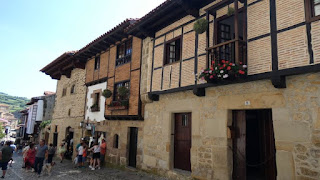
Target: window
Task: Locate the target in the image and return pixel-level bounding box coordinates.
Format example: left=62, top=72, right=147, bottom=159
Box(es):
left=116, top=39, right=132, bottom=66
left=94, top=93, right=100, bottom=106
left=182, top=114, right=188, bottom=126
left=70, top=85, right=75, bottom=94
left=113, top=81, right=130, bottom=101
left=312, top=0, right=320, bottom=17
left=113, top=134, right=119, bottom=148
left=62, top=88, right=67, bottom=97
left=164, top=37, right=181, bottom=65
left=94, top=56, right=100, bottom=70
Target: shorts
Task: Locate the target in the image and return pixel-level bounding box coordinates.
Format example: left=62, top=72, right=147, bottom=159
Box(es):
left=77, top=155, right=83, bottom=163
left=0, top=162, right=8, bottom=170
left=47, top=154, right=54, bottom=164
left=82, top=156, right=86, bottom=163
left=93, top=153, right=100, bottom=159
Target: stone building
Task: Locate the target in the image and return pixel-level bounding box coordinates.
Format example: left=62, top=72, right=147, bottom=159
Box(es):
left=127, top=0, right=320, bottom=179
left=77, top=19, right=144, bottom=168
left=41, top=52, right=86, bottom=159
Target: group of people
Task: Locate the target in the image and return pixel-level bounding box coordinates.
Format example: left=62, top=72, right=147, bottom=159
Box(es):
left=75, top=138, right=106, bottom=171
left=0, top=138, right=107, bottom=178
left=21, top=139, right=53, bottom=177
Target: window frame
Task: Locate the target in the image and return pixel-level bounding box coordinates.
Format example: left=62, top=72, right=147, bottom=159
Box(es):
left=163, top=36, right=182, bottom=65
left=306, top=0, right=320, bottom=22
left=62, top=88, right=67, bottom=97
left=94, top=56, right=100, bottom=70
left=113, top=81, right=130, bottom=101
left=70, top=85, right=75, bottom=94
left=113, top=134, right=119, bottom=149
left=116, top=39, right=132, bottom=67
left=94, top=92, right=100, bottom=107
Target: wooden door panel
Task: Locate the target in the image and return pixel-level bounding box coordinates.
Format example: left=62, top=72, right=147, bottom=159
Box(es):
left=232, top=110, right=246, bottom=180
left=174, top=113, right=191, bottom=171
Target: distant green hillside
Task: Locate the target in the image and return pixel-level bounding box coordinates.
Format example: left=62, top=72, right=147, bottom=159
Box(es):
left=0, top=92, right=29, bottom=117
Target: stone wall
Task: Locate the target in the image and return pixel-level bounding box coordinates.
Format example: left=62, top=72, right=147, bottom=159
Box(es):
left=142, top=72, right=320, bottom=180
left=94, top=120, right=144, bottom=168
left=43, top=94, right=55, bottom=121
left=49, top=68, right=86, bottom=157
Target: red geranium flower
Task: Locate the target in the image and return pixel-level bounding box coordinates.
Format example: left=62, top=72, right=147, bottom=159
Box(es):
left=227, top=66, right=231, bottom=70
left=221, top=60, right=225, bottom=63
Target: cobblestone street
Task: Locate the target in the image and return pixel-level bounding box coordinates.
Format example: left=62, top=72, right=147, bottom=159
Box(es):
left=4, top=153, right=167, bottom=180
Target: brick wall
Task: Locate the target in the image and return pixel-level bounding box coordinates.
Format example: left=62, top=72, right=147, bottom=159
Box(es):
left=153, top=45, right=164, bottom=68
left=131, top=37, right=142, bottom=70
left=278, top=26, right=309, bottom=69
left=247, top=0, right=270, bottom=39
left=108, top=46, right=116, bottom=77
left=85, top=58, right=94, bottom=83
left=312, top=21, right=320, bottom=64
left=100, top=51, right=109, bottom=78
left=115, top=63, right=130, bottom=82
left=129, top=70, right=140, bottom=115
left=248, top=37, right=272, bottom=75
left=276, top=0, right=305, bottom=30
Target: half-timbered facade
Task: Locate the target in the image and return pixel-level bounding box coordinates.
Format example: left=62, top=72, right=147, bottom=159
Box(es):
left=129, top=0, right=320, bottom=179
left=78, top=19, right=144, bottom=168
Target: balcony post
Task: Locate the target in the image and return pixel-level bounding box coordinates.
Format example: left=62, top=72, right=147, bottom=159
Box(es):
left=234, top=0, right=240, bottom=64
left=206, top=11, right=210, bottom=69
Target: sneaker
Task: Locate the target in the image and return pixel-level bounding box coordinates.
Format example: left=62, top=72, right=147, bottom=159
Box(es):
left=91, top=167, right=95, bottom=171
left=89, top=165, right=92, bottom=168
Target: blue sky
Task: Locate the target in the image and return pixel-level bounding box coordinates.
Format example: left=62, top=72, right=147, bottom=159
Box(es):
left=0, top=0, right=165, bottom=99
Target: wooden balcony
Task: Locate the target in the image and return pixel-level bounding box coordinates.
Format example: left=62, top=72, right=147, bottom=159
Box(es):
left=206, top=39, right=246, bottom=66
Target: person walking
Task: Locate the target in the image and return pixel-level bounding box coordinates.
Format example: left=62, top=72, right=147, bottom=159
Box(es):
left=8, top=142, right=16, bottom=167
left=77, top=143, right=84, bottom=168
left=34, top=139, right=48, bottom=177
left=0, top=141, right=13, bottom=178
left=89, top=142, right=100, bottom=170
left=57, top=143, right=66, bottom=163
left=22, top=143, right=30, bottom=168
left=99, top=139, right=106, bottom=167
left=82, top=144, right=87, bottom=167
left=25, top=144, right=36, bottom=172
left=47, top=144, right=56, bottom=165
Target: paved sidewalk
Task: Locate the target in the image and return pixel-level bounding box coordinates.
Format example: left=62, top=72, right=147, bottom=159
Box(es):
left=3, top=153, right=167, bottom=180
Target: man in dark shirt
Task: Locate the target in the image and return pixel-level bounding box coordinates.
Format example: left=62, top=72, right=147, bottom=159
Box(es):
left=34, top=139, right=48, bottom=177
left=0, top=141, right=13, bottom=178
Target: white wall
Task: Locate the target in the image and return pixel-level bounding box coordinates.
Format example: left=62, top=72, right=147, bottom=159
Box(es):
left=35, top=100, right=44, bottom=122
left=85, top=82, right=107, bottom=122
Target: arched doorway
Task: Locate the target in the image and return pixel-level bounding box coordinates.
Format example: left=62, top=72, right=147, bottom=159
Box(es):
left=64, top=126, right=74, bottom=159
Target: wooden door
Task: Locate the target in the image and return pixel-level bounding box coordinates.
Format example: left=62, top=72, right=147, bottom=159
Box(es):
left=53, top=132, right=58, bottom=147
left=45, top=132, right=49, bottom=145
left=128, top=127, right=138, bottom=167
left=261, top=110, right=277, bottom=179
left=174, top=113, right=191, bottom=171
left=232, top=110, right=246, bottom=180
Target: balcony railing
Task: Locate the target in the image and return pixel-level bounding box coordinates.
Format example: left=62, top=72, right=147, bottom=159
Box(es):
left=116, top=54, right=131, bottom=66
left=207, top=39, right=247, bottom=66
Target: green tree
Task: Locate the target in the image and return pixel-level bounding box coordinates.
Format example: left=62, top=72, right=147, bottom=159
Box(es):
left=0, top=123, right=6, bottom=139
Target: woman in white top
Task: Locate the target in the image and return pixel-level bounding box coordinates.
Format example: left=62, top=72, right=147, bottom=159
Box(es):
left=89, top=142, right=100, bottom=170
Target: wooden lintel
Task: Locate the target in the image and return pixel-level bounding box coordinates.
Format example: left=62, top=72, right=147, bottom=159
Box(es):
left=148, top=94, right=159, bottom=101
left=193, top=87, right=205, bottom=97
left=271, top=75, right=286, bottom=88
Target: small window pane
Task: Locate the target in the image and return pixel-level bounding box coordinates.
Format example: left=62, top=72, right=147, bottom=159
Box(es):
left=182, top=114, right=188, bottom=126
left=315, top=4, right=320, bottom=16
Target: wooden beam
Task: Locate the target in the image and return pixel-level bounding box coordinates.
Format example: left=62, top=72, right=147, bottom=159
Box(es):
left=138, top=27, right=155, bottom=38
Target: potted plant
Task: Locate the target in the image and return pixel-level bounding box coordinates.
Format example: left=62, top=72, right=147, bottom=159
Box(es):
left=107, top=86, right=129, bottom=110
left=102, top=89, right=112, bottom=98
left=90, top=103, right=99, bottom=112
left=193, top=19, right=208, bottom=34
left=227, top=7, right=235, bottom=16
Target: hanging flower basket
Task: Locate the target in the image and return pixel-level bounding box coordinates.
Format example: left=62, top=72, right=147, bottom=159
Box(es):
left=193, top=19, right=208, bottom=34
left=102, top=89, right=112, bottom=98
left=107, top=100, right=129, bottom=111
